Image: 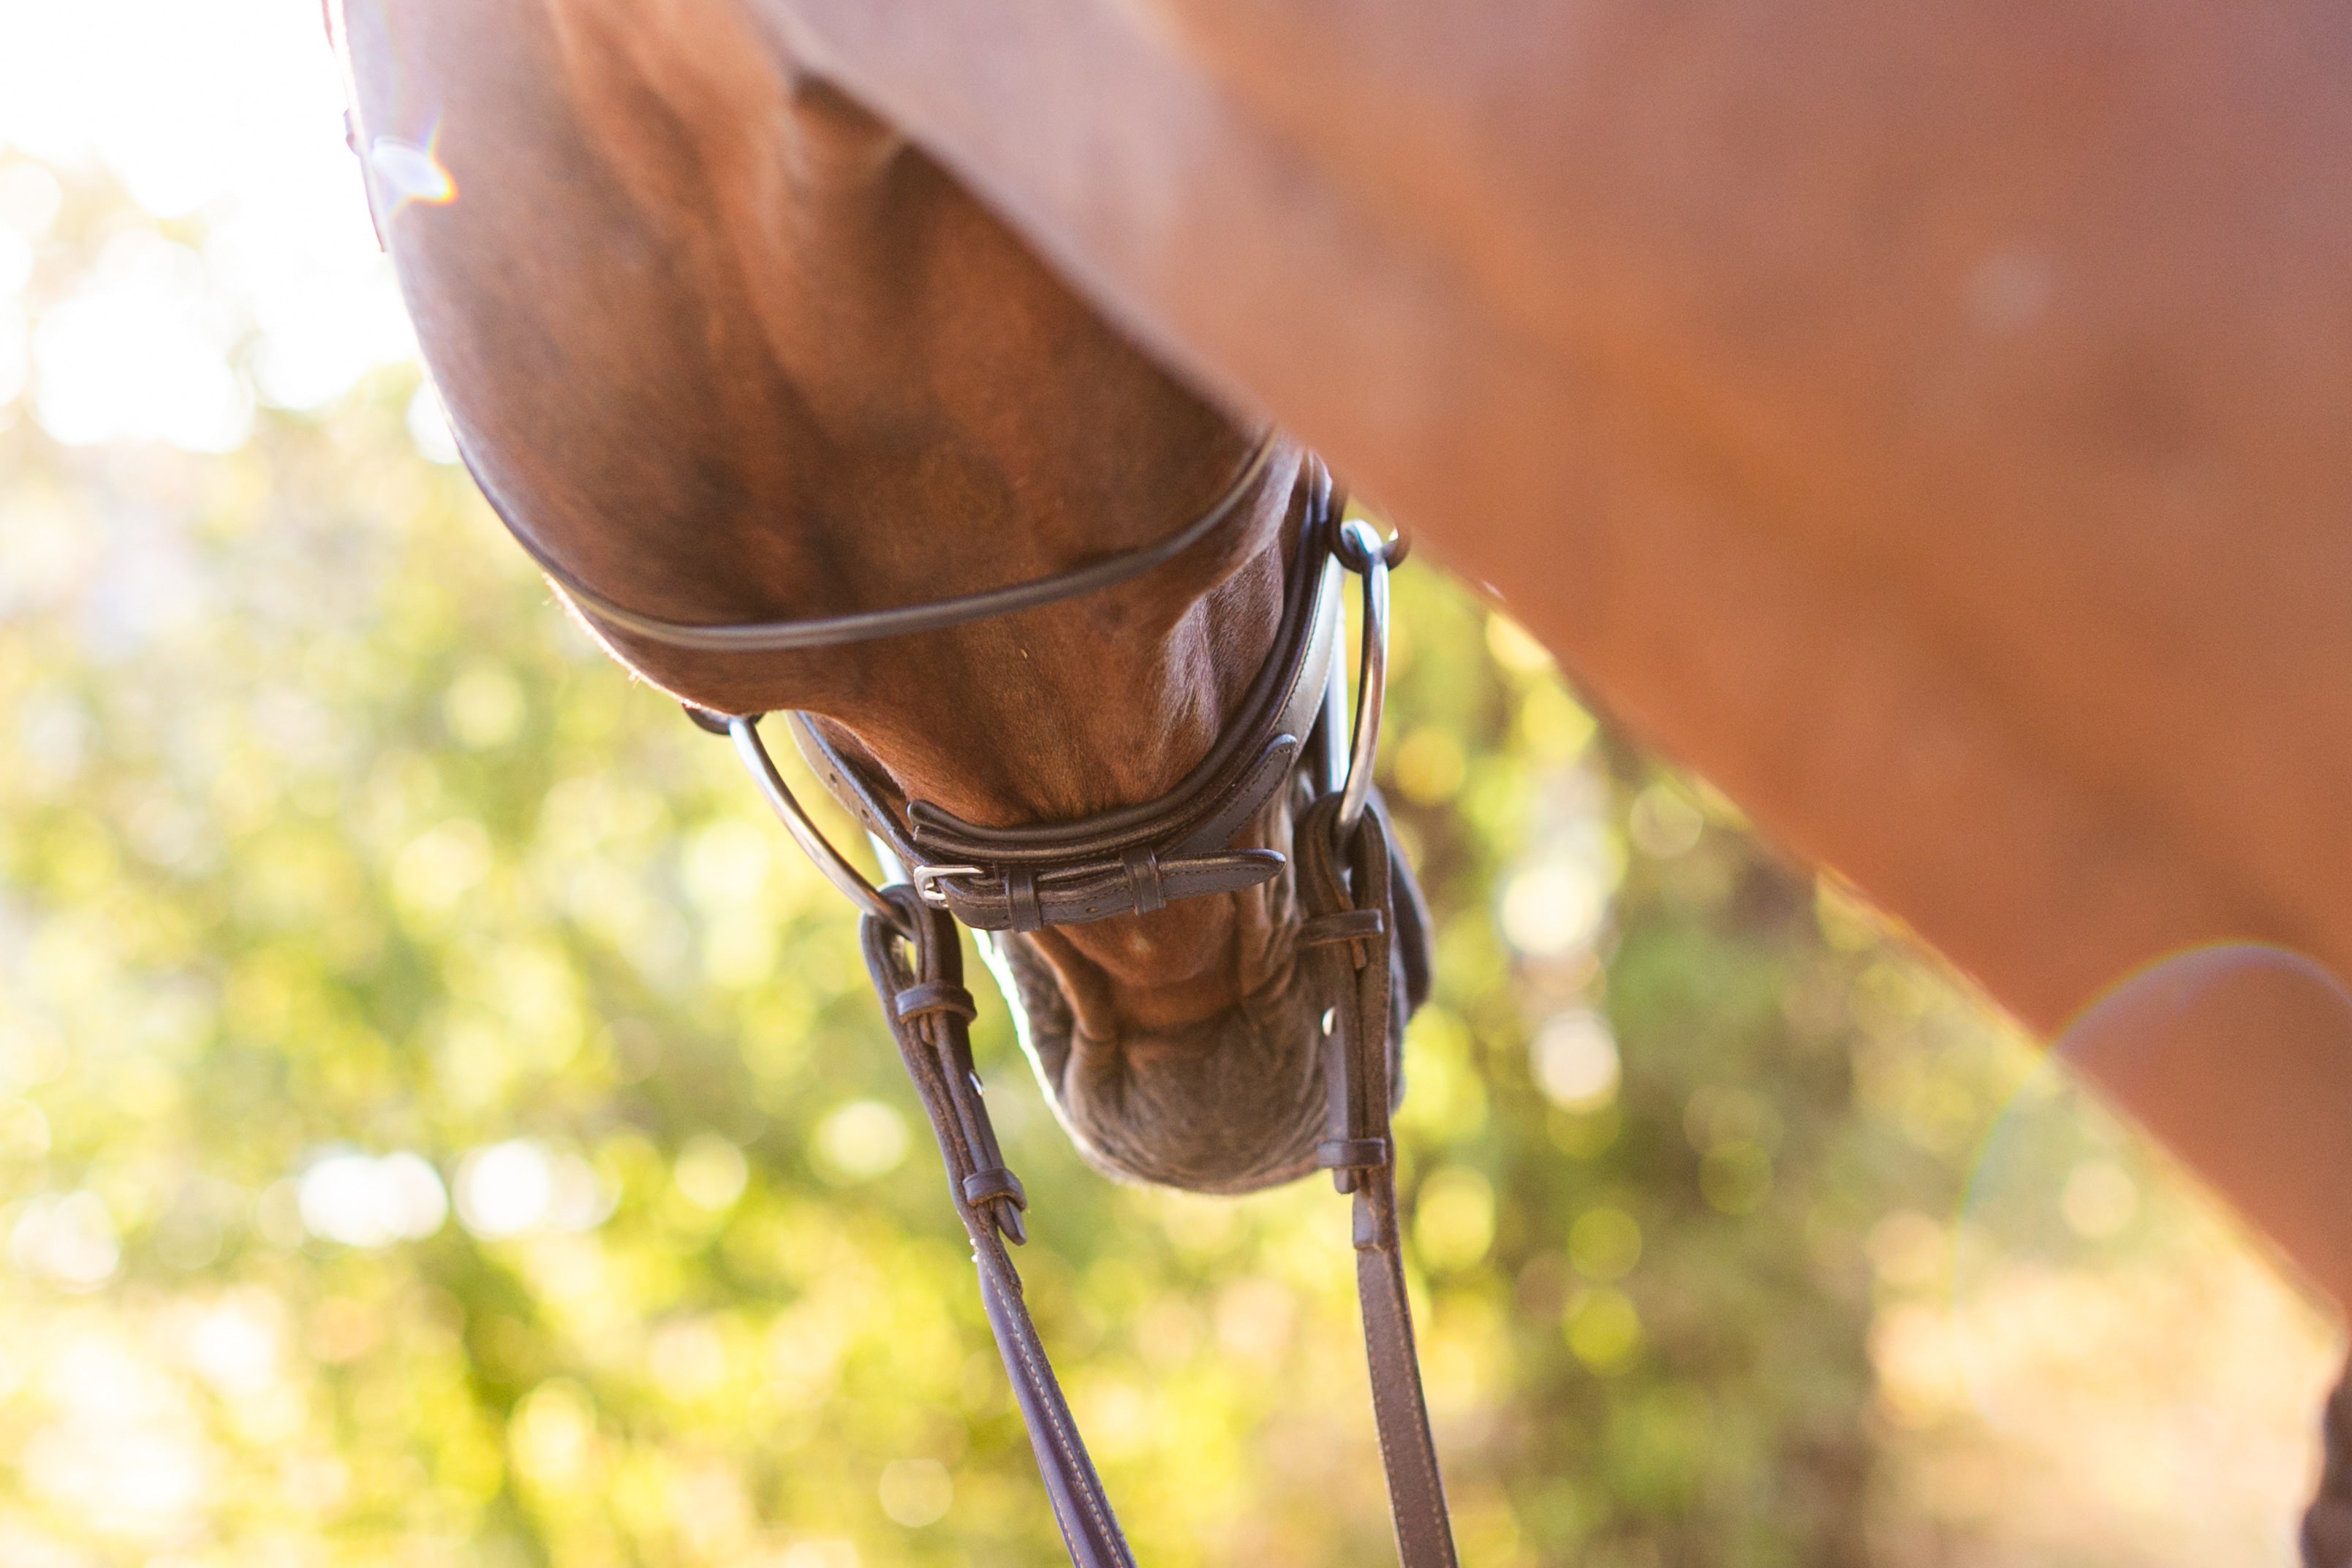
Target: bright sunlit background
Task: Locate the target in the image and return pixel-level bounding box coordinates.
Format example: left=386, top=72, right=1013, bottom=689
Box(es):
left=0, top=1, right=2341, bottom=1565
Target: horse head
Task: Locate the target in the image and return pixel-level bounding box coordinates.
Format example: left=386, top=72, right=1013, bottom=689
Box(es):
left=335, top=0, right=1428, bottom=1194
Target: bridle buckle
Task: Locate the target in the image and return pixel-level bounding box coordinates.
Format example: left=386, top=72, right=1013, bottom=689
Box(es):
left=911, top=863, right=986, bottom=908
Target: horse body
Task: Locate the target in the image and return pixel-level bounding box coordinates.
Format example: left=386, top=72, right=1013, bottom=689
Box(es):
left=755, top=0, right=2352, bottom=1033
left=334, top=0, right=1350, bottom=1192
left=747, top=0, right=2352, bottom=1308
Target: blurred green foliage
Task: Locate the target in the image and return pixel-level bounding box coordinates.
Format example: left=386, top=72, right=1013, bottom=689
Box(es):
left=0, top=162, right=2050, bottom=1568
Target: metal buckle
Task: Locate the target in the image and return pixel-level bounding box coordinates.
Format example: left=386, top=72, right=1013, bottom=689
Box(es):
left=911, top=863, right=986, bottom=909
left=1332, top=517, right=1394, bottom=842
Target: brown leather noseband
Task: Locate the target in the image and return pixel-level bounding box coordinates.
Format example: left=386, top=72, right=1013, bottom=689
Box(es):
left=475, top=433, right=1459, bottom=1568
left=777, top=469, right=1345, bottom=932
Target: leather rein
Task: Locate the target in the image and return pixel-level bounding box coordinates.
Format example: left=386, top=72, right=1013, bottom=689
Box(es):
left=485, top=434, right=1461, bottom=1568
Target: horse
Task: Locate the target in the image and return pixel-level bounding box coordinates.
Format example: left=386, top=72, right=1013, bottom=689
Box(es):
left=331, top=0, right=1431, bottom=1198
left=333, top=2, right=1449, bottom=1560
left=334, top=0, right=2352, bottom=1554
left=737, top=7, right=2352, bottom=1549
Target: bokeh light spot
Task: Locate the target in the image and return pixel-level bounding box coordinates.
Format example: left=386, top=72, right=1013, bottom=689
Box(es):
left=1530, top=1008, right=1619, bottom=1110
left=1866, top=1210, right=1948, bottom=1292
left=1568, top=1206, right=1642, bottom=1284
left=1212, top=1277, right=1296, bottom=1365
left=673, top=1133, right=749, bottom=1211
left=2059, top=1159, right=2139, bottom=1241
left=443, top=664, right=525, bottom=749
left=1564, top=1287, right=1643, bottom=1374
left=298, top=1149, right=447, bottom=1248
left=1393, top=727, right=1467, bottom=805
left=512, top=1378, right=597, bottom=1488
left=407, top=376, right=461, bottom=463
left=1484, top=613, right=1552, bottom=676
left=649, top=1317, right=730, bottom=1401
left=393, top=819, right=493, bottom=918
left=8, top=1191, right=119, bottom=1289
left=813, top=1099, right=908, bottom=1184
left=1500, top=861, right=1606, bottom=959
left=1414, top=1167, right=1497, bottom=1273
left=877, top=1458, right=953, bottom=1528
left=455, top=1140, right=552, bottom=1238
left=1700, top=1141, right=1774, bottom=1216
left=1628, top=784, right=1704, bottom=858
left=32, top=230, right=250, bottom=450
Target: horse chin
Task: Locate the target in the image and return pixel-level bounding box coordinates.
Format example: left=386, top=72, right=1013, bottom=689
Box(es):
left=988, top=931, right=1331, bottom=1196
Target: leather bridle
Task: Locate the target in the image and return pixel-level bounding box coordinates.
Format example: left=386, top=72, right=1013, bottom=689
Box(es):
left=479, top=433, right=1461, bottom=1568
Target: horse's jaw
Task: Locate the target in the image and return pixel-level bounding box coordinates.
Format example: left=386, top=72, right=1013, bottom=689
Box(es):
left=973, top=798, right=1432, bottom=1197
left=980, top=914, right=1333, bottom=1195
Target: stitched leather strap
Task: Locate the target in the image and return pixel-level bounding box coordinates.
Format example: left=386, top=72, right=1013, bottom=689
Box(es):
left=820, top=455, right=1452, bottom=1568
left=862, top=787, right=1457, bottom=1568
left=790, top=464, right=1345, bottom=931
left=1298, top=792, right=1462, bottom=1568
left=477, top=431, right=1280, bottom=654
left=863, top=891, right=1129, bottom=1567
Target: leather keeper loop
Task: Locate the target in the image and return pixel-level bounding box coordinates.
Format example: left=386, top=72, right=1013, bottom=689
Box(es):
left=1006, top=867, right=1044, bottom=933
left=1121, top=848, right=1168, bottom=916
left=1317, top=1137, right=1389, bottom=1170
left=1299, top=909, right=1385, bottom=947
left=962, top=1166, right=1028, bottom=1211
left=894, top=981, right=978, bottom=1023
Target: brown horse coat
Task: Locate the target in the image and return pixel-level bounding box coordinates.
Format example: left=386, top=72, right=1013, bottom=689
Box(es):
left=751, top=0, right=2352, bottom=1306
left=333, top=0, right=1423, bottom=1194
left=334, top=0, right=2352, bottom=1303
